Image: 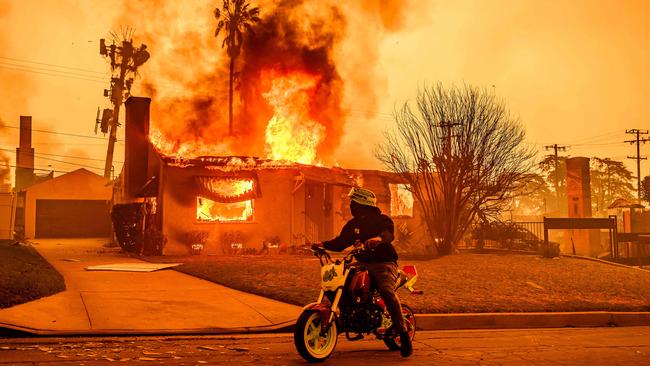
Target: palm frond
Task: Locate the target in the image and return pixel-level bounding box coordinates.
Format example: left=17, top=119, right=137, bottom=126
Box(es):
left=215, top=20, right=225, bottom=37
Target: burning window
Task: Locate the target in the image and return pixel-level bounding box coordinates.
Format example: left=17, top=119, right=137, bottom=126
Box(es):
left=195, top=178, right=257, bottom=222
left=390, top=184, right=414, bottom=218
left=197, top=197, right=253, bottom=222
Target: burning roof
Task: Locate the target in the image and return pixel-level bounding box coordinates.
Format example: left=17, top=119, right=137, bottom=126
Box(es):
left=117, top=0, right=417, bottom=168
left=158, top=153, right=357, bottom=186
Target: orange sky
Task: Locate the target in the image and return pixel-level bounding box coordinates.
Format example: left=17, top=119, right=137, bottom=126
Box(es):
left=1, top=0, right=649, bottom=185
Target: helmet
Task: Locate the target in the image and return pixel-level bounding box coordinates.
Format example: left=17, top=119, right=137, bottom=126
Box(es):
left=348, top=187, right=377, bottom=207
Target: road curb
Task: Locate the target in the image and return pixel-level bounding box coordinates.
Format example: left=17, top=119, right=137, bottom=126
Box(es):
left=562, top=254, right=650, bottom=273
left=0, top=320, right=295, bottom=337
left=3, top=312, right=650, bottom=336
left=414, top=311, right=650, bottom=330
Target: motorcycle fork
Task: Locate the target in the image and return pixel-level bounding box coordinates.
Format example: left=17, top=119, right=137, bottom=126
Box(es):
left=318, top=288, right=343, bottom=333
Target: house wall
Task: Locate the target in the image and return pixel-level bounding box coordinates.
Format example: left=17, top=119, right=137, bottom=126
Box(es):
left=23, top=170, right=113, bottom=238
left=160, top=166, right=301, bottom=255
left=0, top=192, right=15, bottom=239
left=358, top=172, right=431, bottom=254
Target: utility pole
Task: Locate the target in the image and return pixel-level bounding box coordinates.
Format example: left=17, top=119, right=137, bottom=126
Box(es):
left=544, top=144, right=568, bottom=212
left=437, top=121, right=461, bottom=159
left=97, top=30, right=149, bottom=179
left=625, top=129, right=649, bottom=201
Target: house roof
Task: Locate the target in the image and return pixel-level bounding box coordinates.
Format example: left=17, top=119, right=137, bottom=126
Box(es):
left=160, top=154, right=358, bottom=186
left=607, top=198, right=645, bottom=209
left=23, top=168, right=111, bottom=191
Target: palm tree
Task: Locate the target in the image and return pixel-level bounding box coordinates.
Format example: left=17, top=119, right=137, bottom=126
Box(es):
left=214, top=0, right=260, bottom=135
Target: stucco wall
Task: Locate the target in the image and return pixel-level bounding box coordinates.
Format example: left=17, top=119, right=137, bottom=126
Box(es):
left=0, top=193, right=15, bottom=239
left=161, top=166, right=301, bottom=255
left=359, top=172, right=430, bottom=254
left=23, top=169, right=113, bottom=238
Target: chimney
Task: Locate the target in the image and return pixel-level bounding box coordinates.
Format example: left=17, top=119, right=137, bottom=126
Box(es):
left=15, top=116, right=35, bottom=191
left=124, top=97, right=151, bottom=198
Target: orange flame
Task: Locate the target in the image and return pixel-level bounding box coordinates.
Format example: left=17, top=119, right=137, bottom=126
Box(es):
left=197, top=179, right=254, bottom=222
left=262, top=70, right=324, bottom=165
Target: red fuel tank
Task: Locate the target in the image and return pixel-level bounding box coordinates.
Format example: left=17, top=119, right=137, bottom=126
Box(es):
left=347, top=269, right=371, bottom=304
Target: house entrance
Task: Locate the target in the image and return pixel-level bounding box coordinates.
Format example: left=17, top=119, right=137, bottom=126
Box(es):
left=304, top=182, right=334, bottom=243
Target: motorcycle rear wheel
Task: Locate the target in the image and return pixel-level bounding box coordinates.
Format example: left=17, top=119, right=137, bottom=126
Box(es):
left=383, top=304, right=416, bottom=351
left=294, top=310, right=338, bottom=362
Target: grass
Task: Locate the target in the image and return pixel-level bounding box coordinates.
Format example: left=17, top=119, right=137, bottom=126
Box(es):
left=173, top=253, right=650, bottom=313
left=0, top=240, right=66, bottom=309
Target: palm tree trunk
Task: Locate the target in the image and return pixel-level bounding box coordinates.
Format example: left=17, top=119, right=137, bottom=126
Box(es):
left=229, top=56, right=234, bottom=135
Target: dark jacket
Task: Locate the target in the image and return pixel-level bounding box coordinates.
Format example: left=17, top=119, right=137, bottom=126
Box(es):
left=322, top=207, right=398, bottom=263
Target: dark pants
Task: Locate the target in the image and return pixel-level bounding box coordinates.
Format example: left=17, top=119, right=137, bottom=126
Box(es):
left=361, top=261, right=407, bottom=334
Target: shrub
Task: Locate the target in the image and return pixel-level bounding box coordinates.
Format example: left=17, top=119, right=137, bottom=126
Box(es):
left=540, top=242, right=561, bottom=258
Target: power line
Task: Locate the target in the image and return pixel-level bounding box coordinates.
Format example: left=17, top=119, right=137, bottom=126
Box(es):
left=0, top=124, right=122, bottom=141
left=0, top=147, right=123, bottom=164
left=0, top=60, right=108, bottom=80
left=4, top=153, right=104, bottom=171
left=0, top=64, right=109, bottom=84
left=0, top=55, right=108, bottom=75
left=7, top=164, right=73, bottom=174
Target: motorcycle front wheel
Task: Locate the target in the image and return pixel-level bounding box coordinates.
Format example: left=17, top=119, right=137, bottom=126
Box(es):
left=383, top=304, right=416, bottom=351
left=294, top=310, right=338, bottom=363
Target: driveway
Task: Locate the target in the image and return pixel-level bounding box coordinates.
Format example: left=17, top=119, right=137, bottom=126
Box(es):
left=0, top=238, right=302, bottom=335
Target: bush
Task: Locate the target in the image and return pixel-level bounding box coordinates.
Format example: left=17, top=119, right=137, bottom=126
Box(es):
left=539, top=242, right=561, bottom=258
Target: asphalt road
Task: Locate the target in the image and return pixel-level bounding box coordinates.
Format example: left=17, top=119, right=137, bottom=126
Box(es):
left=1, top=327, right=649, bottom=365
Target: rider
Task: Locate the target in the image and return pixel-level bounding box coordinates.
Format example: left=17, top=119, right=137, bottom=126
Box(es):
left=312, top=187, right=413, bottom=358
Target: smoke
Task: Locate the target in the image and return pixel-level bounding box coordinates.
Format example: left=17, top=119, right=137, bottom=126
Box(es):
left=116, top=0, right=419, bottom=163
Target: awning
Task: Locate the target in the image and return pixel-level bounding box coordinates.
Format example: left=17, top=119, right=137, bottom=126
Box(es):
left=194, top=172, right=261, bottom=203
left=298, top=166, right=356, bottom=186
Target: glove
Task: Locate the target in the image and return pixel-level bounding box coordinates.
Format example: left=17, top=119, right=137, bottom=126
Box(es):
left=365, top=237, right=382, bottom=250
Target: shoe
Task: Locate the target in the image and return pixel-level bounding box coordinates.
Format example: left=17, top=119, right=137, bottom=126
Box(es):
left=400, top=331, right=413, bottom=357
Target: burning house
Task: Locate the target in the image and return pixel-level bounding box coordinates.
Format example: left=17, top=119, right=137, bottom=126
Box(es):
left=111, top=1, right=429, bottom=255
left=115, top=97, right=424, bottom=255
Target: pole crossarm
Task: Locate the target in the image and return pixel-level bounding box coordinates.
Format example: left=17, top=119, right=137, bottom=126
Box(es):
left=625, top=129, right=649, bottom=201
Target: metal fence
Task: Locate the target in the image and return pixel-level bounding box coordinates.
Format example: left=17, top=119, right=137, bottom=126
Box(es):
left=459, top=221, right=545, bottom=251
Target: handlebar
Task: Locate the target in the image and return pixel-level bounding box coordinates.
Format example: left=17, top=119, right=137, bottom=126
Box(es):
left=310, top=240, right=369, bottom=266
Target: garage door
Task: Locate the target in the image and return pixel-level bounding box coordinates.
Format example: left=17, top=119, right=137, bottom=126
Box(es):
left=35, top=199, right=112, bottom=238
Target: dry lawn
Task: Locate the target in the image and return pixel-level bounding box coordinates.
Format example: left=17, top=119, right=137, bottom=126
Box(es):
left=174, top=253, right=650, bottom=313
left=0, top=240, right=66, bottom=308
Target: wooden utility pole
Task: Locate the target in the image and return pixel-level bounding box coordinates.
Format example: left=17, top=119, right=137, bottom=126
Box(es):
left=544, top=144, right=568, bottom=211
left=625, top=129, right=649, bottom=201
left=97, top=31, right=149, bottom=179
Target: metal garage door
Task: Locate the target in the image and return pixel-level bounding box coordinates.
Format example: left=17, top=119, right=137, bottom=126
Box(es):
left=35, top=199, right=112, bottom=238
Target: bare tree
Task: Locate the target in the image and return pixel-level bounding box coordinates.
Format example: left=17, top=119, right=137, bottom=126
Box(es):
left=376, top=84, right=535, bottom=255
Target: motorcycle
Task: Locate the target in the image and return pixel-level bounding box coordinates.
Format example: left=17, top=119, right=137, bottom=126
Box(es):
left=294, top=241, right=423, bottom=362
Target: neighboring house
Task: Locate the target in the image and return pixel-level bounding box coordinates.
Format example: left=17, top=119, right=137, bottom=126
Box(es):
left=115, top=97, right=427, bottom=255
left=22, top=168, right=113, bottom=238
left=0, top=189, right=16, bottom=240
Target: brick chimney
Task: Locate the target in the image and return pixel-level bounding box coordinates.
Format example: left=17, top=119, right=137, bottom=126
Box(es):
left=15, top=116, right=34, bottom=191
left=124, top=97, right=151, bottom=198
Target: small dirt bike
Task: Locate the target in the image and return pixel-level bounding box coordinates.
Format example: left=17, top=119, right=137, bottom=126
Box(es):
left=294, top=241, right=422, bottom=362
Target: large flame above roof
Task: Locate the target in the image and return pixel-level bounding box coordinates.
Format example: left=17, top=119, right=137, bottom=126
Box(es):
left=262, top=70, right=324, bottom=165
left=124, top=0, right=417, bottom=166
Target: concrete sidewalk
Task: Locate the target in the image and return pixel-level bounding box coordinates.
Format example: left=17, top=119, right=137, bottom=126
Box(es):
left=0, top=239, right=302, bottom=336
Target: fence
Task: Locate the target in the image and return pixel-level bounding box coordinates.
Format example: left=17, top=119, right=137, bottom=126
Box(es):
left=459, top=221, right=545, bottom=251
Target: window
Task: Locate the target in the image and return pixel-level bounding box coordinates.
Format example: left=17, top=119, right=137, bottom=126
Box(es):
left=196, top=197, right=253, bottom=222
left=390, top=184, right=414, bottom=218
left=195, top=178, right=255, bottom=222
